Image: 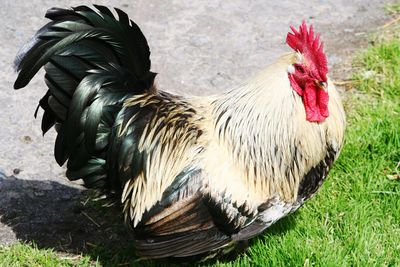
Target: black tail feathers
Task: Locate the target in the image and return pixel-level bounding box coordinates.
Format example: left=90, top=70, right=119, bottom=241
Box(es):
left=13, top=5, right=156, bottom=190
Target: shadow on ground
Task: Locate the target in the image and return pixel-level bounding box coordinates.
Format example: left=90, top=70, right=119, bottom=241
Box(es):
left=0, top=174, right=140, bottom=265
left=0, top=173, right=299, bottom=266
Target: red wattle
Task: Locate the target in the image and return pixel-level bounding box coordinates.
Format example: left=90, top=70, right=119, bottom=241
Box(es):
left=303, top=83, right=329, bottom=122
left=317, top=87, right=329, bottom=118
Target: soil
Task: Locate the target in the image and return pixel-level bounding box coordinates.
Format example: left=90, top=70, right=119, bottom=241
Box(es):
left=0, top=0, right=395, bottom=263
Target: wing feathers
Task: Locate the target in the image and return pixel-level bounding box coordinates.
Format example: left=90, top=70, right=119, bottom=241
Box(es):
left=135, top=193, right=232, bottom=259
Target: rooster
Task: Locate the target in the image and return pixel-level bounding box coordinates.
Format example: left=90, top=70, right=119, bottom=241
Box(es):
left=14, top=5, right=345, bottom=260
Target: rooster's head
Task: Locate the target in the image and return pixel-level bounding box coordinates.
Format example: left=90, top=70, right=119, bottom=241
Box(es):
left=286, top=21, right=329, bottom=123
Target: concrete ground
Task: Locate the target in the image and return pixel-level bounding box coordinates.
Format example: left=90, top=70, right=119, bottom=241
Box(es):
left=0, top=0, right=394, bottom=259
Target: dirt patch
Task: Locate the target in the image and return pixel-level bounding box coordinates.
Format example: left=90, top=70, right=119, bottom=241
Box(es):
left=0, top=173, right=133, bottom=258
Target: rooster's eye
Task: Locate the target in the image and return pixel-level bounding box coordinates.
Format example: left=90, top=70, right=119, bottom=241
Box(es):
left=315, top=80, right=327, bottom=89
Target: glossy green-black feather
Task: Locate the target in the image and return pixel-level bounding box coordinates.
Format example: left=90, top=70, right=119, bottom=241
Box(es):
left=14, top=5, right=155, bottom=191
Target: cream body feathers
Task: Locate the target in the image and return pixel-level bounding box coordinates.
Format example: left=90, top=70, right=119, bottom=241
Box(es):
left=121, top=52, right=345, bottom=226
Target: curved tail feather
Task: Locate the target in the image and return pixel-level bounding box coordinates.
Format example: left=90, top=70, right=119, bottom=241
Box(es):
left=14, top=5, right=156, bottom=190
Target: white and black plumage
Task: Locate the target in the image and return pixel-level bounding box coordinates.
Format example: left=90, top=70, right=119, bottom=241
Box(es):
left=13, top=6, right=345, bottom=260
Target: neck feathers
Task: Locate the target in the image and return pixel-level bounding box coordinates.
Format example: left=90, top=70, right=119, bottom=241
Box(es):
left=210, top=54, right=338, bottom=203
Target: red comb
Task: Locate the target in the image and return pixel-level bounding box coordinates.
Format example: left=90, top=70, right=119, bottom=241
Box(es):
left=286, top=21, right=328, bottom=81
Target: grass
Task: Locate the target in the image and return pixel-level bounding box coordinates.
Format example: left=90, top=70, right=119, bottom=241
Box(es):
left=1, top=14, right=400, bottom=267
left=0, top=243, right=95, bottom=267
left=385, top=3, right=400, bottom=15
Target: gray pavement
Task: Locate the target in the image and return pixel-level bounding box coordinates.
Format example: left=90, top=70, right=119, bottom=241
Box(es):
left=0, top=0, right=393, bottom=258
